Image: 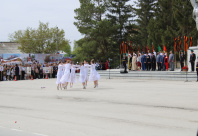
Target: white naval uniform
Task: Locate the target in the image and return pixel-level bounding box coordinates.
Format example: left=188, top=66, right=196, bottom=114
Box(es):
left=60, top=63, right=71, bottom=84
left=89, top=64, right=100, bottom=81
left=56, top=64, right=64, bottom=84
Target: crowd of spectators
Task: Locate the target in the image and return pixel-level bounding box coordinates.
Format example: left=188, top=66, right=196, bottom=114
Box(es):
left=0, top=60, right=110, bottom=81
left=0, top=62, right=58, bottom=81
left=124, top=50, right=175, bottom=71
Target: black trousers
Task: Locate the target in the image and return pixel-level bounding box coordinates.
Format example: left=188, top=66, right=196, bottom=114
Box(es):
left=31, top=71, right=35, bottom=79
left=22, top=71, right=25, bottom=80
left=181, top=62, right=184, bottom=71
left=191, top=62, right=195, bottom=71
left=40, top=74, right=43, bottom=79
left=197, top=71, right=198, bottom=81
left=157, top=63, right=161, bottom=71
left=161, top=63, right=165, bottom=71
left=35, top=73, right=39, bottom=79
left=123, top=63, right=127, bottom=72
left=149, top=63, right=151, bottom=70
left=147, top=63, right=151, bottom=71
left=152, top=63, right=156, bottom=71
left=52, top=72, right=56, bottom=78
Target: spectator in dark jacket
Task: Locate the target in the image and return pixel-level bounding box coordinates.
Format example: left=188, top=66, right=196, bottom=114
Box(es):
left=145, top=53, right=151, bottom=71
left=160, top=53, right=165, bottom=71
left=141, top=52, right=146, bottom=71
left=151, top=53, right=156, bottom=71
left=15, top=64, right=19, bottom=80
left=180, top=50, right=185, bottom=71
left=190, top=50, right=196, bottom=72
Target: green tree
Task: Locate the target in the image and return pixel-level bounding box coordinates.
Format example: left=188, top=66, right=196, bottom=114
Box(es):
left=74, top=0, right=116, bottom=61
left=135, top=0, right=156, bottom=49
left=147, top=0, right=198, bottom=52
left=9, top=22, right=71, bottom=54
left=147, top=0, right=177, bottom=51
left=173, top=0, right=198, bottom=47
left=106, top=0, right=135, bottom=43
left=74, top=0, right=136, bottom=67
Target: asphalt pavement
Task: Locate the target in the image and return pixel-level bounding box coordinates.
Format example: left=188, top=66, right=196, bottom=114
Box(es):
left=0, top=78, right=198, bottom=136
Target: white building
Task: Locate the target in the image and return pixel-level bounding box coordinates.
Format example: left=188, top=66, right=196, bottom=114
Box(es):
left=0, top=42, right=22, bottom=54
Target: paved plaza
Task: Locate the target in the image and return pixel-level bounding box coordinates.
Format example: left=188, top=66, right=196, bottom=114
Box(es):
left=0, top=78, right=198, bottom=136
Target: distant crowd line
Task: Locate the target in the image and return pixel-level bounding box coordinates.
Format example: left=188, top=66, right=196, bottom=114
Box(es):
left=0, top=60, right=109, bottom=81
left=122, top=50, right=197, bottom=72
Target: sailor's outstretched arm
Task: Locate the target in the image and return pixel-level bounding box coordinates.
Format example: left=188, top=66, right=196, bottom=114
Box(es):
left=74, top=65, right=80, bottom=68
left=85, top=65, right=91, bottom=68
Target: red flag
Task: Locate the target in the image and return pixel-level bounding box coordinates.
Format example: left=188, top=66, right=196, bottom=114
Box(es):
left=138, top=45, right=140, bottom=52
left=120, top=43, right=122, bottom=54
left=190, top=37, right=192, bottom=47
left=163, top=45, right=167, bottom=52
left=185, top=37, right=188, bottom=51
left=174, top=38, right=177, bottom=52
left=123, top=43, right=125, bottom=54
left=152, top=45, right=154, bottom=52
left=125, top=43, right=126, bottom=54
left=147, top=45, right=149, bottom=52
left=125, top=43, right=127, bottom=54
left=131, top=46, right=133, bottom=54
left=133, top=46, right=135, bottom=52
left=178, top=37, right=181, bottom=51
left=127, top=41, right=129, bottom=52
left=143, top=46, right=145, bottom=53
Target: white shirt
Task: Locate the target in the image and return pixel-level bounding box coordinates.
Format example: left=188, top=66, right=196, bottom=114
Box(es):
left=137, top=56, right=141, bottom=62
left=153, top=51, right=156, bottom=57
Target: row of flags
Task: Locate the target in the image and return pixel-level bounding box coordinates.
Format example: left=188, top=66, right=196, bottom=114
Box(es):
left=120, top=41, right=154, bottom=54
left=120, top=36, right=193, bottom=54
left=174, top=36, right=192, bottom=52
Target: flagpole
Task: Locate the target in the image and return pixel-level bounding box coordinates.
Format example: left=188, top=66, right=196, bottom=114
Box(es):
left=128, top=53, right=129, bottom=71
left=179, top=51, right=181, bottom=69
left=184, top=36, right=186, bottom=66
left=120, top=54, right=121, bottom=68
left=184, top=51, right=186, bottom=66
left=174, top=38, right=177, bottom=69
left=175, top=51, right=176, bottom=69
left=120, top=43, right=122, bottom=68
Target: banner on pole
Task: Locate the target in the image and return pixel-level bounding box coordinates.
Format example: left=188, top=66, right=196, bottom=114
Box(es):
left=26, top=67, right=31, bottom=74
left=43, top=67, right=51, bottom=74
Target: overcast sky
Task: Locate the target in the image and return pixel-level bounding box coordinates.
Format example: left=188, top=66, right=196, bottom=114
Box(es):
left=0, top=0, right=135, bottom=50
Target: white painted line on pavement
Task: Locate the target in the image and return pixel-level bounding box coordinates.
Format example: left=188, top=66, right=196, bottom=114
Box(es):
left=33, top=133, right=49, bottom=136
left=0, top=126, right=49, bottom=136
left=11, top=128, right=23, bottom=132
